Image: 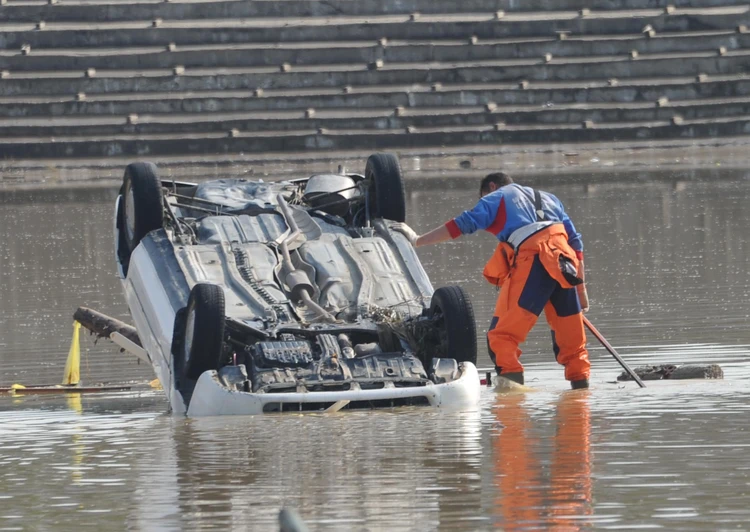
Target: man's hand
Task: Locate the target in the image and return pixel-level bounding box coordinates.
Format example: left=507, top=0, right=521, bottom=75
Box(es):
left=577, top=284, right=590, bottom=313
left=575, top=259, right=589, bottom=312
left=390, top=222, right=419, bottom=246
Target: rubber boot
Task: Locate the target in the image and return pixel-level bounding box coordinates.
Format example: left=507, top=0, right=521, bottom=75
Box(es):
left=570, top=379, right=589, bottom=390
left=500, top=372, right=524, bottom=385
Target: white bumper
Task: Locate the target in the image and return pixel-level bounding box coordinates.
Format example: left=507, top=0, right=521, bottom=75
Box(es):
left=187, top=362, right=480, bottom=417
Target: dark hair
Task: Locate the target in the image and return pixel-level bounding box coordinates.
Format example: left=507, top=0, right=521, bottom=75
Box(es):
left=479, top=172, right=513, bottom=196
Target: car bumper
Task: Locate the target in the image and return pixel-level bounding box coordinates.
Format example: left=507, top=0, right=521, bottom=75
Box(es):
left=187, top=362, right=480, bottom=416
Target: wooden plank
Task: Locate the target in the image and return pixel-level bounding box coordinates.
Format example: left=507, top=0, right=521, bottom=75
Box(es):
left=1, top=385, right=132, bottom=395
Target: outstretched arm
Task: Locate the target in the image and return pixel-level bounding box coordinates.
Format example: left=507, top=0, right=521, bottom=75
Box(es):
left=390, top=222, right=452, bottom=247
left=415, top=224, right=452, bottom=247
left=392, top=194, right=501, bottom=247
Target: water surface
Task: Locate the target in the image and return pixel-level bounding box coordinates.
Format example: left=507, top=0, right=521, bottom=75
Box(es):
left=1, top=169, right=749, bottom=530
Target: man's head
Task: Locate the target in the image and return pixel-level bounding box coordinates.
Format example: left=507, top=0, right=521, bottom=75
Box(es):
left=479, top=172, right=513, bottom=197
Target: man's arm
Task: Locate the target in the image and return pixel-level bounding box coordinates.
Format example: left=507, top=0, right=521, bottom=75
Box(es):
left=415, top=224, right=452, bottom=247
left=550, top=194, right=589, bottom=311
left=389, top=222, right=454, bottom=247
left=553, top=196, right=584, bottom=258
left=563, top=210, right=589, bottom=312
left=576, top=260, right=589, bottom=312
left=392, top=195, right=501, bottom=247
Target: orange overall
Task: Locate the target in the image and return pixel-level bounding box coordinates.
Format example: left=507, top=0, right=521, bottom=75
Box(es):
left=483, top=224, right=590, bottom=382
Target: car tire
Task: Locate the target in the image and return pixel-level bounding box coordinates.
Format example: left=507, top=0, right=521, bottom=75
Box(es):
left=365, top=152, right=406, bottom=222
left=183, top=283, right=226, bottom=380
left=120, top=162, right=163, bottom=254
left=429, top=286, right=478, bottom=366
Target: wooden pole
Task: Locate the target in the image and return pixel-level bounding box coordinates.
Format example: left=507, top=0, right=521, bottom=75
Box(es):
left=73, top=307, right=142, bottom=347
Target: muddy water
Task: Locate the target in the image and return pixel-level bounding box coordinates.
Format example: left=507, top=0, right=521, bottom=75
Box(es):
left=1, top=170, right=750, bottom=530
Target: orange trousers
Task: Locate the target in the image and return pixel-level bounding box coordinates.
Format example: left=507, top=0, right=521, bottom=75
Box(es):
left=485, top=227, right=590, bottom=382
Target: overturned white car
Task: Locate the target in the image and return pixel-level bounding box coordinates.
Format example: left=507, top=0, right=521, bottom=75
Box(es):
left=115, top=153, right=480, bottom=416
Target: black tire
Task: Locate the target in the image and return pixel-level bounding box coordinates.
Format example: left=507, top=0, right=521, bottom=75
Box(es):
left=365, top=152, right=406, bottom=222
left=429, top=286, right=478, bottom=366
left=183, top=283, right=226, bottom=380
left=120, top=162, right=164, bottom=253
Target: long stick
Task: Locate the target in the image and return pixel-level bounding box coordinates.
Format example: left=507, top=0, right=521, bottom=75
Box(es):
left=583, top=316, right=646, bottom=388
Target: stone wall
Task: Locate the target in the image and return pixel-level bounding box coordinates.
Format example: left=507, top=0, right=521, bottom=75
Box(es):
left=1, top=0, right=749, bottom=161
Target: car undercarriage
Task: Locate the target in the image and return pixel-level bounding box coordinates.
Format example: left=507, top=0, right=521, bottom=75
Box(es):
left=115, top=153, right=480, bottom=414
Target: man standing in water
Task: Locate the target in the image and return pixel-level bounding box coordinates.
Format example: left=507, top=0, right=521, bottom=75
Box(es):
left=393, top=172, right=591, bottom=389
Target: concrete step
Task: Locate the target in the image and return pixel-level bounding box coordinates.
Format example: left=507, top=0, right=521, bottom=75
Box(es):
left=4, top=71, right=750, bottom=108
left=0, top=10, right=746, bottom=49
left=1, top=0, right=748, bottom=23
left=1, top=50, right=749, bottom=96
left=1, top=114, right=750, bottom=159
left=1, top=96, right=748, bottom=137
left=0, top=27, right=741, bottom=53
left=2, top=30, right=748, bottom=71
left=4, top=75, right=750, bottom=118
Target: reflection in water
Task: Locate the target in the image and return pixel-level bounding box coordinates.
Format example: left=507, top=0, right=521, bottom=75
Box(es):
left=7, top=384, right=750, bottom=530
left=129, top=407, right=486, bottom=531
left=550, top=393, right=592, bottom=527
left=68, top=393, right=85, bottom=487
left=492, top=392, right=592, bottom=530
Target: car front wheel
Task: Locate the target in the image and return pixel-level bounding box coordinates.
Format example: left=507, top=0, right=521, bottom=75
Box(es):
left=429, top=285, right=478, bottom=366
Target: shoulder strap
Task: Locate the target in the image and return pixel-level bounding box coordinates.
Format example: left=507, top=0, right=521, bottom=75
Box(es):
left=512, top=184, right=545, bottom=221
left=533, top=189, right=545, bottom=221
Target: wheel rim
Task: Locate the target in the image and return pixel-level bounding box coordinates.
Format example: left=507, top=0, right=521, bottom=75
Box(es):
left=125, top=184, right=136, bottom=243
left=184, top=306, right=196, bottom=364
left=432, top=306, right=448, bottom=353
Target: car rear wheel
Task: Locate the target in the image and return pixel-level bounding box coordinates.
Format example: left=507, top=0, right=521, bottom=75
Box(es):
left=429, top=286, right=478, bottom=366
left=183, top=283, right=226, bottom=380
left=120, top=162, right=164, bottom=254
left=365, top=152, right=406, bottom=222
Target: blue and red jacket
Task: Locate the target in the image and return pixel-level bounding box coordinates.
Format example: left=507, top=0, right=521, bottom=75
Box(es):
left=445, top=184, right=584, bottom=259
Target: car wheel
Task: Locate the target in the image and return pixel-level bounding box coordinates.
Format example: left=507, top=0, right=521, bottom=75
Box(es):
left=365, top=152, right=406, bottom=222
left=183, top=283, right=226, bottom=380
left=429, top=286, right=478, bottom=366
left=120, top=162, right=164, bottom=254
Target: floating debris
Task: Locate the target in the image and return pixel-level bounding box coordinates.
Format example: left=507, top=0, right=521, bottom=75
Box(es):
left=617, top=364, right=724, bottom=381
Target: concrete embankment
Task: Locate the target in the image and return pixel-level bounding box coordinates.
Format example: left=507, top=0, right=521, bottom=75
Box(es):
left=1, top=0, right=750, bottom=170
left=3, top=136, right=749, bottom=189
